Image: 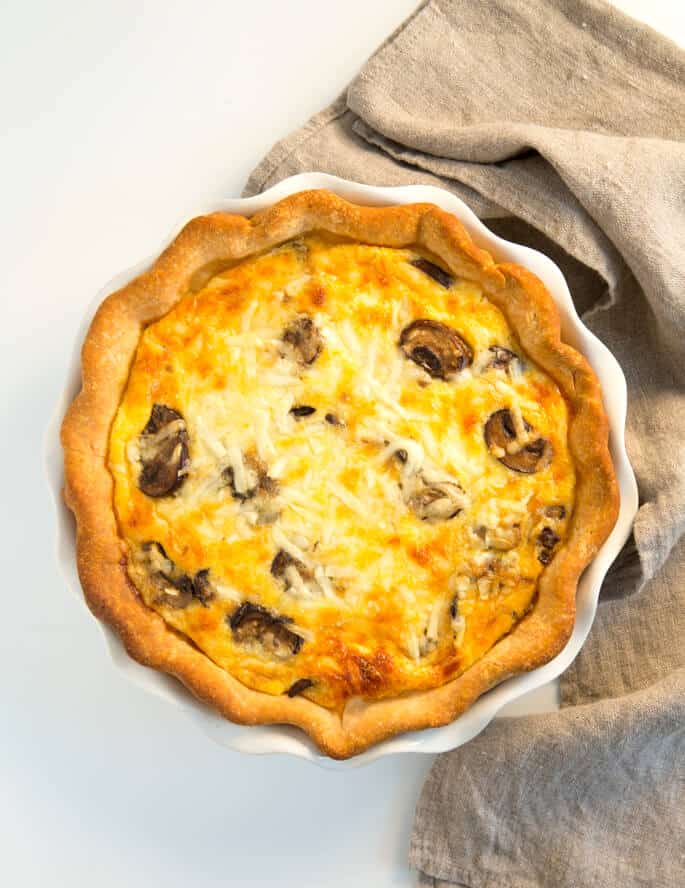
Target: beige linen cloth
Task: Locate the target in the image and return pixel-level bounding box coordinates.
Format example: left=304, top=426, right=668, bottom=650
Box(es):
left=244, top=1, right=685, bottom=884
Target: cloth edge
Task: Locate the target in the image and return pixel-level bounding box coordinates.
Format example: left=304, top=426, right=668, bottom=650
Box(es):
left=242, top=96, right=348, bottom=197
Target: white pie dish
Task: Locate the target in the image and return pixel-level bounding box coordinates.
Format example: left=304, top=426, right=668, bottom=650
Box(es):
left=46, top=172, right=638, bottom=769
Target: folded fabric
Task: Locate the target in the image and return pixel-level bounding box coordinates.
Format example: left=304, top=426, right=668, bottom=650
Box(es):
left=244, top=1, right=685, bottom=884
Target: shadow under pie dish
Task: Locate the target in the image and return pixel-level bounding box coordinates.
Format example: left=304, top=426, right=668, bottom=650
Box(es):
left=61, top=189, right=618, bottom=759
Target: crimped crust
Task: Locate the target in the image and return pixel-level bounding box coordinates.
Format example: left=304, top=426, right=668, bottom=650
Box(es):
left=61, top=190, right=618, bottom=758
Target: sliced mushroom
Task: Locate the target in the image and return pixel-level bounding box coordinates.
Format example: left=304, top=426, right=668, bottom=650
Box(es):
left=271, top=549, right=301, bottom=579
left=286, top=678, right=314, bottom=697
left=228, top=602, right=303, bottom=658
left=539, top=526, right=560, bottom=548
left=135, top=541, right=194, bottom=609
left=282, top=314, right=323, bottom=365
left=545, top=504, right=567, bottom=520
left=155, top=573, right=195, bottom=609
left=221, top=448, right=280, bottom=524
left=137, top=404, right=189, bottom=497
left=410, top=258, right=454, bottom=289
left=406, top=482, right=464, bottom=522
left=290, top=405, right=316, bottom=418
left=223, top=453, right=278, bottom=502
left=484, top=408, right=553, bottom=474
left=270, top=549, right=319, bottom=599
left=192, top=569, right=215, bottom=606
left=324, top=412, right=343, bottom=426
left=486, top=346, right=519, bottom=372
left=223, top=451, right=280, bottom=523
left=399, top=320, right=473, bottom=379
left=134, top=543, right=216, bottom=609
left=537, top=526, right=561, bottom=565
left=137, top=540, right=173, bottom=575
left=401, top=468, right=467, bottom=522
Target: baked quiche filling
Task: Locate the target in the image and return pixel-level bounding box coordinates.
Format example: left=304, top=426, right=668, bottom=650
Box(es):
left=108, top=235, right=575, bottom=710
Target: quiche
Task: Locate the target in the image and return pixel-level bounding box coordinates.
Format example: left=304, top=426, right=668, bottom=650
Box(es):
left=61, top=190, right=618, bottom=758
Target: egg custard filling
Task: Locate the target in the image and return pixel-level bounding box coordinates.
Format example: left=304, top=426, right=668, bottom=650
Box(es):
left=108, top=235, right=575, bottom=711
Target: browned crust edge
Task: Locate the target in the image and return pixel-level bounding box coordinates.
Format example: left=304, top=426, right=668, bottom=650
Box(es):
left=61, top=190, right=619, bottom=758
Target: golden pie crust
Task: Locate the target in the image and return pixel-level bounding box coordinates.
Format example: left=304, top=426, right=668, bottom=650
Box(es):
left=61, top=190, right=618, bottom=758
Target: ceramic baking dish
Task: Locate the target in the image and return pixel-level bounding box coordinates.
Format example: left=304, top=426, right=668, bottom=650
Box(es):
left=47, top=173, right=638, bottom=768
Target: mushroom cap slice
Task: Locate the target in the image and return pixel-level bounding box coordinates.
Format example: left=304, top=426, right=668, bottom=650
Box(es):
left=270, top=550, right=317, bottom=597
left=271, top=549, right=302, bottom=579
left=539, top=526, right=561, bottom=548
left=399, top=319, right=473, bottom=379
left=282, top=314, right=323, bottom=365
left=136, top=542, right=217, bottom=609
left=223, top=453, right=280, bottom=524
left=286, top=678, right=314, bottom=697
left=137, top=541, right=195, bottom=609
left=137, top=404, right=189, bottom=497
left=484, top=408, right=553, bottom=474
left=487, top=346, right=519, bottom=371
left=223, top=453, right=278, bottom=501
left=402, top=469, right=467, bottom=522
left=410, top=258, right=454, bottom=288
left=155, top=573, right=195, bottom=609
left=537, top=526, right=561, bottom=565
left=192, top=569, right=215, bottom=606
left=406, top=481, right=464, bottom=521
left=228, top=602, right=303, bottom=659
left=290, top=404, right=317, bottom=418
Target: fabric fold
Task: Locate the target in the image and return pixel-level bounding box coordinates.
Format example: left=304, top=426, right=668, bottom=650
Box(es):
left=410, top=666, right=685, bottom=888
left=244, top=1, right=685, bottom=884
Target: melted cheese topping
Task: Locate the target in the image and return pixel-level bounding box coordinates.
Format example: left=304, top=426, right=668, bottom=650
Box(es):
left=108, top=236, right=575, bottom=709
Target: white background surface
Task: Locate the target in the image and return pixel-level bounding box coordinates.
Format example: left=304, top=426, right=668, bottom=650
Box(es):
left=1, top=2, right=682, bottom=886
